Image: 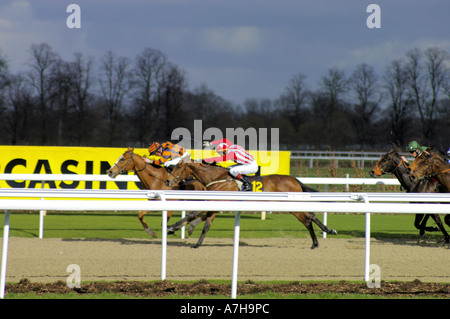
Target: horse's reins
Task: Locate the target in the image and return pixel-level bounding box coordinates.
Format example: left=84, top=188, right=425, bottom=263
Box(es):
left=190, top=163, right=238, bottom=190
left=169, top=162, right=236, bottom=189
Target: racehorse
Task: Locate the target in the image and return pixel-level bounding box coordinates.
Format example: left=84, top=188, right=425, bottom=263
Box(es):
left=409, top=150, right=450, bottom=230
left=370, top=149, right=449, bottom=242
left=165, top=161, right=338, bottom=249
left=409, top=150, right=450, bottom=192
left=106, top=147, right=207, bottom=238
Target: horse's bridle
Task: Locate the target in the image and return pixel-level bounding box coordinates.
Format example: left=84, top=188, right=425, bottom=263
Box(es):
left=167, top=161, right=190, bottom=185
left=373, top=154, right=404, bottom=176
left=113, top=151, right=135, bottom=174
left=113, top=151, right=150, bottom=174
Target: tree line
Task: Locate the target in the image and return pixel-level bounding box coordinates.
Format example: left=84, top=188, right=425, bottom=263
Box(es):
left=0, top=43, right=449, bottom=151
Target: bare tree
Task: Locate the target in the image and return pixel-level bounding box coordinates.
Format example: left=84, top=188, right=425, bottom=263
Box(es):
left=279, top=73, right=309, bottom=131
left=405, top=47, right=449, bottom=142
left=159, top=63, right=187, bottom=139
left=71, top=53, right=94, bottom=145
left=0, top=51, right=10, bottom=142
left=314, top=68, right=349, bottom=144
left=50, top=58, right=74, bottom=144
left=383, top=59, right=413, bottom=146
left=350, top=63, right=381, bottom=148
left=4, top=73, right=34, bottom=144
left=27, top=43, right=58, bottom=144
left=132, top=48, right=167, bottom=145
left=99, top=51, right=134, bottom=145
left=0, top=50, right=9, bottom=100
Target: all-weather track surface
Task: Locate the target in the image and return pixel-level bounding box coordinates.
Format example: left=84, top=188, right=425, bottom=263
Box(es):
left=2, top=237, right=449, bottom=297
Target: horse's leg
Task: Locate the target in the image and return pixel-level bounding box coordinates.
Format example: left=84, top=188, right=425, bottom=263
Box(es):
left=415, top=214, right=439, bottom=238
left=415, top=214, right=424, bottom=237
left=167, top=211, right=203, bottom=233
left=430, top=214, right=450, bottom=243
left=138, top=210, right=157, bottom=238
left=445, top=214, right=450, bottom=228
left=191, top=212, right=216, bottom=248
left=307, top=212, right=338, bottom=235
left=188, top=212, right=217, bottom=235
left=290, top=212, right=319, bottom=249
left=188, top=217, right=205, bottom=235
left=415, top=214, right=426, bottom=237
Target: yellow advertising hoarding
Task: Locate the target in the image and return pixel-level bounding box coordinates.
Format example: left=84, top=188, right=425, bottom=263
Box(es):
left=0, top=146, right=290, bottom=190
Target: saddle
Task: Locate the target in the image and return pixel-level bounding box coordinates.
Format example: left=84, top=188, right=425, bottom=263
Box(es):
left=228, top=176, right=264, bottom=192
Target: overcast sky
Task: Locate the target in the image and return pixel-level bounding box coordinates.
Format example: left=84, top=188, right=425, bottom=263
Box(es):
left=0, top=0, right=449, bottom=105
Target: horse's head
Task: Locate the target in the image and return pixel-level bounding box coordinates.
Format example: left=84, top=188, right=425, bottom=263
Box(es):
left=107, top=147, right=136, bottom=178
left=165, top=161, right=194, bottom=187
left=370, top=150, right=402, bottom=177
left=409, top=150, right=449, bottom=182
left=409, top=152, right=432, bottom=182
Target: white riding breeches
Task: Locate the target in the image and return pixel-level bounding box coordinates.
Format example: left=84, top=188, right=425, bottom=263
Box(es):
left=164, top=152, right=191, bottom=167
left=229, top=161, right=258, bottom=177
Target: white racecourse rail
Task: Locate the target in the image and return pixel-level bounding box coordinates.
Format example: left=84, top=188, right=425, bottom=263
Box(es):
left=1, top=174, right=450, bottom=299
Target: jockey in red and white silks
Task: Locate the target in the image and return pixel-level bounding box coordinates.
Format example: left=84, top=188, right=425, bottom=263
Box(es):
left=203, top=138, right=258, bottom=191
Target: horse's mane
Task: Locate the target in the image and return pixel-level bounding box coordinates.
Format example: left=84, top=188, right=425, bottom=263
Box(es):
left=389, top=142, right=403, bottom=153
left=387, top=149, right=400, bottom=156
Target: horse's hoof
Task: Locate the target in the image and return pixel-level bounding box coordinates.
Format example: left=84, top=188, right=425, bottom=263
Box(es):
left=310, top=243, right=319, bottom=249
left=330, top=229, right=338, bottom=235
left=145, top=228, right=157, bottom=238
left=167, top=230, right=175, bottom=235
left=190, top=245, right=200, bottom=249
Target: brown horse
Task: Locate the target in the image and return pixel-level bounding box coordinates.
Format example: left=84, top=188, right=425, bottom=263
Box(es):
left=165, top=161, right=338, bottom=249
left=409, top=150, right=450, bottom=192
left=106, top=147, right=206, bottom=238
left=370, top=150, right=449, bottom=242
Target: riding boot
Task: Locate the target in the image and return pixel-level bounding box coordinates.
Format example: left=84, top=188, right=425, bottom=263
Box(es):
left=236, top=173, right=251, bottom=191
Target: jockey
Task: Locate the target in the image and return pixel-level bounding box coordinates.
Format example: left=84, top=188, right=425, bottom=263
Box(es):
left=202, top=138, right=258, bottom=191
left=401, top=140, right=429, bottom=164
left=146, top=141, right=190, bottom=171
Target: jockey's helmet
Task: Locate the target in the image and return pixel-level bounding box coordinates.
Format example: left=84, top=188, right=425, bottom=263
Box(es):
left=406, top=141, right=421, bottom=152
left=216, top=142, right=230, bottom=154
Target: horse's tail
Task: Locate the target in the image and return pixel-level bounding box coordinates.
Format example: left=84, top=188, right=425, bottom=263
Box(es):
left=295, top=178, right=319, bottom=192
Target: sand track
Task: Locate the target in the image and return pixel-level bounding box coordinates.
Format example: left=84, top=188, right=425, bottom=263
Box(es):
left=2, top=237, right=449, bottom=283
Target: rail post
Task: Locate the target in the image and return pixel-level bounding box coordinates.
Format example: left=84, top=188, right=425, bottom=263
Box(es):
left=160, top=193, right=167, bottom=281
left=362, top=194, right=371, bottom=282
left=181, top=210, right=186, bottom=239
left=39, top=180, right=46, bottom=239
left=231, top=211, right=241, bottom=299
left=1, top=210, right=11, bottom=299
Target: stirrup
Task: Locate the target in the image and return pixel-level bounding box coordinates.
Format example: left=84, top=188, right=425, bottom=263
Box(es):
left=240, top=181, right=252, bottom=191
